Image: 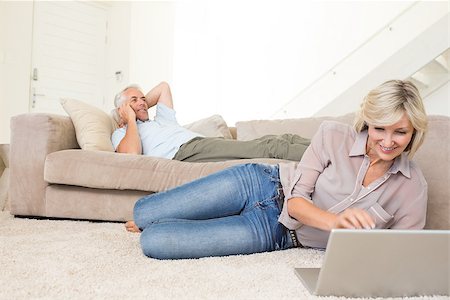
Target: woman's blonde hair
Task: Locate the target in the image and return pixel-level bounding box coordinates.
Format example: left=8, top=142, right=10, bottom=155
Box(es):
left=354, top=80, right=428, bottom=158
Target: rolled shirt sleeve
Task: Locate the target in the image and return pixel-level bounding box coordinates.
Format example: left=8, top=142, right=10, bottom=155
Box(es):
left=278, top=122, right=332, bottom=229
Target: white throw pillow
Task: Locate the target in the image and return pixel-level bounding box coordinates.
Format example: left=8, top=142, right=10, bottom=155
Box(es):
left=60, top=98, right=116, bottom=152
left=184, top=115, right=232, bottom=139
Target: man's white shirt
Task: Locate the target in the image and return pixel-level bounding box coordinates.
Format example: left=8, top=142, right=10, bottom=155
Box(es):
left=111, top=103, right=202, bottom=159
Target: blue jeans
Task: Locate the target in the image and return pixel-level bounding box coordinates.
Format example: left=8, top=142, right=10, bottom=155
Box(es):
left=134, top=163, right=293, bottom=259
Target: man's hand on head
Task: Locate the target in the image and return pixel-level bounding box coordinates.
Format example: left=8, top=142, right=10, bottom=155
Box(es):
left=115, top=98, right=142, bottom=155
left=118, top=100, right=136, bottom=127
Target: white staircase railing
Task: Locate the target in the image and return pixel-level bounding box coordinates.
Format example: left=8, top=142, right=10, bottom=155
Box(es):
left=272, top=1, right=449, bottom=119
left=407, top=49, right=449, bottom=99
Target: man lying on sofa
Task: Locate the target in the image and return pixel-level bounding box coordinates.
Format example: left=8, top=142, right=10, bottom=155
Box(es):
left=112, top=81, right=310, bottom=162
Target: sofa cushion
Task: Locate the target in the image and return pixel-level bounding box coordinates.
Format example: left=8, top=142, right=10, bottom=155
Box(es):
left=184, top=114, right=233, bottom=139
left=44, top=150, right=287, bottom=192
left=60, top=98, right=117, bottom=152
left=413, top=115, right=450, bottom=229
left=235, top=113, right=354, bottom=140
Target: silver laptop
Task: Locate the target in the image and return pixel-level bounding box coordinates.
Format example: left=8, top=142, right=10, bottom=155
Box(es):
left=295, top=229, right=450, bottom=297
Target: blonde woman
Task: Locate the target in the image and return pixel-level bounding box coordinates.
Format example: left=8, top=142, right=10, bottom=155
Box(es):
left=130, top=80, right=428, bottom=259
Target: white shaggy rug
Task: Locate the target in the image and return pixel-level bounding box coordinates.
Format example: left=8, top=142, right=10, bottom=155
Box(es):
left=0, top=211, right=447, bottom=300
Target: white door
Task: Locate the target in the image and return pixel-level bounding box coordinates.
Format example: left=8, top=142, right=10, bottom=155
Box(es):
left=30, top=1, right=108, bottom=115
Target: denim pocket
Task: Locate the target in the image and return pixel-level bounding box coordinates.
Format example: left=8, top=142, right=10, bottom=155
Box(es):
left=260, top=164, right=281, bottom=183
left=255, top=195, right=279, bottom=209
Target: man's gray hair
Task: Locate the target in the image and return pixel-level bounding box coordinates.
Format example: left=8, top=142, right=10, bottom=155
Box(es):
left=114, top=84, right=143, bottom=108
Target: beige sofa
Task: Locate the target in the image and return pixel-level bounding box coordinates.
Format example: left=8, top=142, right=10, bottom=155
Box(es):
left=9, top=113, right=449, bottom=230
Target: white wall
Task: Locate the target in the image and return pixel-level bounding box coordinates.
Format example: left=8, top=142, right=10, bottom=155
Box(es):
left=128, top=2, right=175, bottom=88
left=0, top=1, right=34, bottom=144
left=1, top=1, right=447, bottom=145
left=168, top=1, right=415, bottom=125
left=103, top=1, right=176, bottom=117
left=313, top=4, right=449, bottom=118
left=104, top=2, right=131, bottom=111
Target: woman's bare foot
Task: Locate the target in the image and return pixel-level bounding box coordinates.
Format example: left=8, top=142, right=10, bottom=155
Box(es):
left=125, top=220, right=141, bottom=233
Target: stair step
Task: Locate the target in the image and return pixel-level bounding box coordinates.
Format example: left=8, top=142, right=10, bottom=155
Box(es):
left=422, top=60, right=448, bottom=74
left=434, top=49, right=449, bottom=71
left=408, top=77, right=428, bottom=90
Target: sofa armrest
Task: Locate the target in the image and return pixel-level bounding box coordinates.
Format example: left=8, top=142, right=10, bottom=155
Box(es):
left=10, top=113, right=79, bottom=216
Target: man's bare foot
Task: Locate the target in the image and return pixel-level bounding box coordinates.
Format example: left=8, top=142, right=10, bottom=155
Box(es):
left=125, top=220, right=141, bottom=233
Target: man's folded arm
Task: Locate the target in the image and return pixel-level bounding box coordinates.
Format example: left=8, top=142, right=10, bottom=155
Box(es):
left=116, top=119, right=142, bottom=155
left=145, top=81, right=174, bottom=109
